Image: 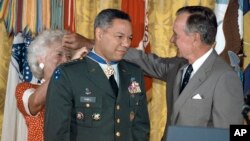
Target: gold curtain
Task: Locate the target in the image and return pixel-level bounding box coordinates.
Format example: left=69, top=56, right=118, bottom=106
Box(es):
left=244, top=11, right=250, bottom=68
left=75, top=0, right=121, bottom=39
left=0, top=19, right=13, bottom=137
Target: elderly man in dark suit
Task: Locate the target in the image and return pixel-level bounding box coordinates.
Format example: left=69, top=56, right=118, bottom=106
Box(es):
left=44, top=9, right=150, bottom=141
left=124, top=6, right=244, bottom=140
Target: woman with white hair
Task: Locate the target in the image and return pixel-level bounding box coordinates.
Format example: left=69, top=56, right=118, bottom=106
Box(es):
left=15, top=30, right=88, bottom=141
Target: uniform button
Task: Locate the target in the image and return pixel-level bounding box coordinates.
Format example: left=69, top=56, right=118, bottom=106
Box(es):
left=116, top=105, right=120, bottom=110
left=116, top=132, right=121, bottom=137
left=116, top=118, right=120, bottom=123
left=85, top=103, right=90, bottom=108
left=76, top=112, right=84, bottom=120
left=130, top=111, right=135, bottom=121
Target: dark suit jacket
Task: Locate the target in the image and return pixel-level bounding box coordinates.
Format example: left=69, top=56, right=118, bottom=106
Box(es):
left=44, top=57, right=150, bottom=141
left=124, top=48, right=244, bottom=140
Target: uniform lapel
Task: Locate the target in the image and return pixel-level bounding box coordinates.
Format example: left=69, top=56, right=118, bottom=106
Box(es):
left=172, top=50, right=217, bottom=124
left=116, top=61, right=132, bottom=101
left=85, top=57, right=116, bottom=98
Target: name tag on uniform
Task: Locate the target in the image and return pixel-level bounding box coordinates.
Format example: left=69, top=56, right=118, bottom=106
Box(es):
left=80, top=96, right=96, bottom=103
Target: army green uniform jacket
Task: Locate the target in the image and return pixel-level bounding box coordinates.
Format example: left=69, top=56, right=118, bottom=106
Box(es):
left=44, top=57, right=150, bottom=141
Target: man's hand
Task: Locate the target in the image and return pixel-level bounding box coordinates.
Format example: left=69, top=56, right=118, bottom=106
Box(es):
left=62, top=33, right=94, bottom=50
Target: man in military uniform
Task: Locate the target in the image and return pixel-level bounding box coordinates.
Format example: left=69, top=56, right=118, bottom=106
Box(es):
left=44, top=9, right=150, bottom=141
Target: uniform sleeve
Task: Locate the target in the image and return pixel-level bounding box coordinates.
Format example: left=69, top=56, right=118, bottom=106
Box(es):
left=213, top=71, right=244, bottom=127
left=124, top=48, right=186, bottom=81
left=44, top=68, right=73, bottom=141
left=131, top=70, right=150, bottom=141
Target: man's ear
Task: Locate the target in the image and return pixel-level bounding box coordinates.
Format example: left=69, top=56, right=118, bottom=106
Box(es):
left=95, top=28, right=103, bottom=41
left=193, top=32, right=202, bottom=46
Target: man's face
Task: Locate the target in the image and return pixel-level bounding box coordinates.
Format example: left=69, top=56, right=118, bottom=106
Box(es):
left=95, top=19, right=132, bottom=62
left=170, top=13, right=195, bottom=60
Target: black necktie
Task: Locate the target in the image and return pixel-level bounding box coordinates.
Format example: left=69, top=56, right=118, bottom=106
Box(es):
left=109, top=74, right=118, bottom=96
left=180, top=64, right=193, bottom=93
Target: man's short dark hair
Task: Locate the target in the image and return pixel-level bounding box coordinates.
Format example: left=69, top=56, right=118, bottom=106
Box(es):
left=94, top=9, right=131, bottom=31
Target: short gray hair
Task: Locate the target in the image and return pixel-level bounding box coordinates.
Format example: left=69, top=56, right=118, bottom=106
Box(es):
left=28, top=30, right=68, bottom=79
left=177, top=6, right=217, bottom=45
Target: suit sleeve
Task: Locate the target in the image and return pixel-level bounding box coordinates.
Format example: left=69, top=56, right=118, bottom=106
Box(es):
left=124, top=48, right=186, bottom=81
left=213, top=71, right=244, bottom=127
left=44, top=67, right=72, bottom=141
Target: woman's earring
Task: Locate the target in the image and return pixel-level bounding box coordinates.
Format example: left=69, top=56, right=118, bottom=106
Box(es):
left=39, top=63, right=44, bottom=69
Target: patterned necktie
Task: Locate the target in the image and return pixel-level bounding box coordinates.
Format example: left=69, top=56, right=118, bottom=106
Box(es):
left=180, top=64, right=193, bottom=93
left=105, top=65, right=118, bottom=96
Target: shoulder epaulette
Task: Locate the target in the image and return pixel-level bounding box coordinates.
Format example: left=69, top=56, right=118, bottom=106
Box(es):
left=60, top=57, right=86, bottom=68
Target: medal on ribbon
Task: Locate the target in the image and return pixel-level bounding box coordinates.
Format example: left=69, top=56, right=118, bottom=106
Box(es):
left=104, top=65, right=115, bottom=78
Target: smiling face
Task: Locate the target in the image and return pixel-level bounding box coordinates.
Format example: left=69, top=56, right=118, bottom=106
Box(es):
left=170, top=12, right=196, bottom=61
left=94, top=19, right=132, bottom=62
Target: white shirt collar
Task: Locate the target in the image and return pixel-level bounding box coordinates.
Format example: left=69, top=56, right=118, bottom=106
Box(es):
left=191, top=48, right=213, bottom=77
left=92, top=49, right=120, bottom=86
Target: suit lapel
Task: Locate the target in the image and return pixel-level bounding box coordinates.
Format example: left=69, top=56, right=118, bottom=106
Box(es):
left=171, top=64, right=188, bottom=123
left=85, top=58, right=116, bottom=98
left=172, top=50, right=217, bottom=123
left=173, top=65, right=187, bottom=102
